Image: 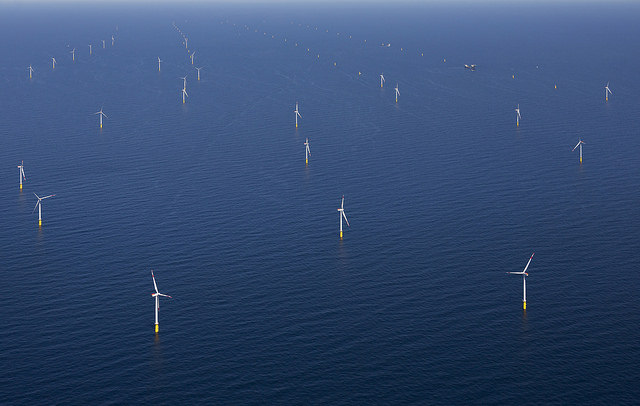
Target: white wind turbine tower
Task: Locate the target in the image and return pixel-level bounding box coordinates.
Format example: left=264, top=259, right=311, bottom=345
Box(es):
left=180, top=76, right=187, bottom=90
left=88, top=44, right=92, bottom=55
left=304, top=138, right=311, bottom=165
left=572, top=139, right=585, bottom=164
left=51, top=57, right=57, bottom=69
left=33, top=193, right=55, bottom=227
left=102, top=39, right=106, bottom=49
left=195, top=67, right=202, bottom=81
left=184, top=37, right=188, bottom=49
left=190, top=51, right=195, bottom=65
left=395, top=83, right=400, bottom=103
left=380, top=73, right=385, bottom=88
left=515, top=104, right=521, bottom=127
left=157, top=57, right=162, bottom=72
left=70, top=48, right=76, bottom=62
left=337, top=195, right=350, bottom=239
left=605, top=82, right=612, bottom=102
left=95, top=107, right=108, bottom=129
left=18, top=160, right=26, bottom=190
left=28, top=65, right=34, bottom=79
left=294, top=102, right=302, bottom=128
left=507, top=253, right=534, bottom=310
left=111, top=35, right=115, bottom=46
left=151, top=270, right=173, bottom=334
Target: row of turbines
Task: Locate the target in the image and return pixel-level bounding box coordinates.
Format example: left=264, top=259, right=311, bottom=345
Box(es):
left=27, top=34, right=116, bottom=79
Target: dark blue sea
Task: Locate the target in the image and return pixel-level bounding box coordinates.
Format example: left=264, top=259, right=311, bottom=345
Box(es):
left=1, top=2, right=639, bottom=404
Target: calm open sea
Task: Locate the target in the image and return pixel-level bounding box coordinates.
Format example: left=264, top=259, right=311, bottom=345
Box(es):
left=1, top=2, right=639, bottom=404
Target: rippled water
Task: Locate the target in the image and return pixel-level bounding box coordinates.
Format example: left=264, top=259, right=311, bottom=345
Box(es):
left=1, top=3, right=639, bottom=404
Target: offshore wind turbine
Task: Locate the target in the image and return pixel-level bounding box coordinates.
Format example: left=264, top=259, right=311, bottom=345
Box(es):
left=337, top=195, right=350, bottom=239
left=70, top=48, right=76, bottom=61
left=28, top=65, right=34, bottom=79
left=515, top=104, right=521, bottom=127
left=395, top=83, right=400, bottom=103
left=157, top=57, right=162, bottom=72
left=18, top=160, right=26, bottom=190
left=88, top=44, right=92, bottom=55
left=190, top=51, right=195, bottom=65
left=33, top=193, right=55, bottom=227
left=294, top=102, right=302, bottom=128
left=572, top=139, right=585, bottom=164
left=380, top=73, right=385, bottom=88
left=51, top=57, right=57, bottom=69
left=102, top=39, right=106, bottom=49
left=605, top=82, right=612, bottom=102
left=95, top=107, right=108, bottom=129
left=151, top=270, right=172, bottom=334
left=182, top=87, right=188, bottom=104
left=304, top=138, right=311, bottom=165
left=111, top=35, right=115, bottom=46
left=180, top=76, right=187, bottom=90
left=195, top=67, right=202, bottom=81
left=507, top=253, right=534, bottom=310
left=184, top=37, right=188, bottom=49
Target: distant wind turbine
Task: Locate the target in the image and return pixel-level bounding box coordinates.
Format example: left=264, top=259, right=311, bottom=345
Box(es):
left=51, top=57, right=57, bottom=69
left=605, top=82, right=612, bottom=102
left=572, top=139, right=585, bottom=164
left=70, top=48, right=76, bottom=61
left=151, top=270, right=172, bottom=334
left=337, top=195, right=350, bottom=239
left=102, top=39, right=105, bottom=49
left=294, top=102, right=302, bottom=128
left=95, top=107, right=108, bottom=129
left=515, top=104, right=521, bottom=127
left=182, top=87, right=188, bottom=104
left=195, top=67, right=202, bottom=81
left=304, top=138, right=311, bottom=165
left=111, top=35, right=115, bottom=46
left=88, top=44, right=92, bottom=55
left=380, top=73, right=385, bottom=88
left=190, top=51, right=195, bottom=65
left=395, top=83, right=400, bottom=103
left=33, top=193, right=55, bottom=227
left=507, top=253, right=534, bottom=310
left=28, top=65, right=34, bottom=79
left=179, top=76, right=187, bottom=90
left=157, top=57, right=162, bottom=72
left=18, top=160, right=26, bottom=190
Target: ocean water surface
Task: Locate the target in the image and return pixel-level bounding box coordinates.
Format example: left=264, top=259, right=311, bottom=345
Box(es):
left=1, top=2, right=639, bottom=404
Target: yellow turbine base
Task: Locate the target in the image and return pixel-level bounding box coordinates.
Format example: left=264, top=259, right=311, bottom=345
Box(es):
left=100, top=124, right=102, bottom=129
left=39, top=220, right=42, bottom=226
left=306, top=159, right=308, bottom=165
left=20, top=184, right=23, bottom=190
left=580, top=157, right=582, bottom=164
left=155, top=324, right=159, bottom=333
left=340, top=231, right=343, bottom=239
left=523, top=301, right=526, bottom=310
left=517, top=122, right=519, bottom=127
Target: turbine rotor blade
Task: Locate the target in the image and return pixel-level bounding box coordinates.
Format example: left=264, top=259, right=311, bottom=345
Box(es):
left=342, top=211, right=350, bottom=227
left=522, top=253, right=535, bottom=273
left=151, top=270, right=159, bottom=293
